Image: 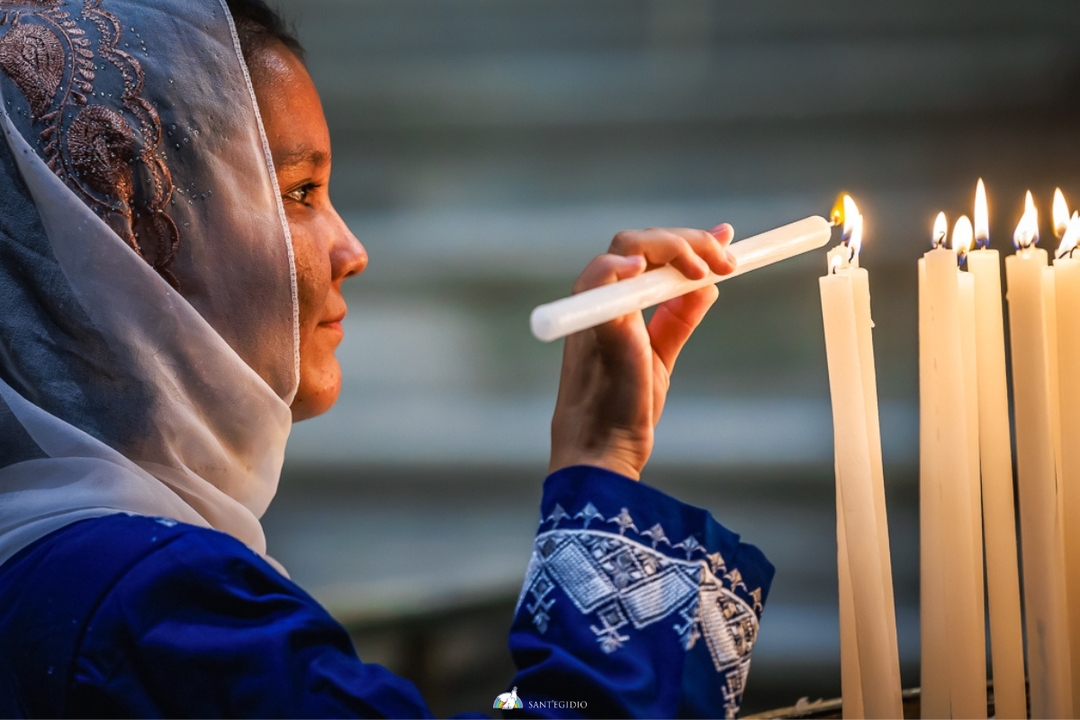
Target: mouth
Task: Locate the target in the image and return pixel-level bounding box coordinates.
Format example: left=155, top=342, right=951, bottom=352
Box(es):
left=319, top=309, right=347, bottom=335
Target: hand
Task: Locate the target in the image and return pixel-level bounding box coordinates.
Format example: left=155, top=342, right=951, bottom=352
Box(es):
left=549, top=225, right=737, bottom=480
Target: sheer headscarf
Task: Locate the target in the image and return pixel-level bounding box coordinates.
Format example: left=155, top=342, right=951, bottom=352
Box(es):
left=0, top=0, right=298, bottom=567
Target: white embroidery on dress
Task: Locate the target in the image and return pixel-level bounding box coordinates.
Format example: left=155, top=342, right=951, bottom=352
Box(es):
left=749, top=586, right=764, bottom=615
left=544, top=503, right=569, bottom=528
left=526, top=570, right=556, bottom=633
left=673, top=534, right=705, bottom=559
left=722, top=673, right=744, bottom=720
left=521, top=523, right=761, bottom=700
left=641, top=523, right=670, bottom=549
left=674, top=602, right=702, bottom=650
left=590, top=602, right=631, bottom=653
left=573, top=502, right=604, bottom=528
left=606, top=507, right=637, bottom=535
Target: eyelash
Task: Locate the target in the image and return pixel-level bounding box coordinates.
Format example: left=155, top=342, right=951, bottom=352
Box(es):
left=286, top=183, right=317, bottom=205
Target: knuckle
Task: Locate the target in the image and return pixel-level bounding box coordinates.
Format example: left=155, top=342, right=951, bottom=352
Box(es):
left=572, top=274, right=593, bottom=294
left=610, top=230, right=638, bottom=252
left=681, top=228, right=712, bottom=249
left=572, top=254, right=617, bottom=293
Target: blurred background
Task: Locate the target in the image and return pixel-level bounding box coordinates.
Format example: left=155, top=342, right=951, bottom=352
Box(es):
left=261, top=1, right=1080, bottom=715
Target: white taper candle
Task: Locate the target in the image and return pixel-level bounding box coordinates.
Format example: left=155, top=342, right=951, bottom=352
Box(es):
left=530, top=216, right=832, bottom=341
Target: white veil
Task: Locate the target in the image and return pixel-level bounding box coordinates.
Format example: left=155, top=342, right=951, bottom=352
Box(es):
left=0, top=0, right=297, bottom=566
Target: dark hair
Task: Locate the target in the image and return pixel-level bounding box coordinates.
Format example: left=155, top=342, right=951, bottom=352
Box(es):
left=225, top=0, right=305, bottom=65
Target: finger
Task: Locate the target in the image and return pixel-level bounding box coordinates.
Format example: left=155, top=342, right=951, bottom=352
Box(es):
left=709, top=223, right=735, bottom=244
left=610, top=227, right=736, bottom=279
left=668, top=225, right=737, bottom=276
left=609, top=228, right=710, bottom=280
left=647, top=284, right=719, bottom=374
left=710, top=224, right=738, bottom=274
left=572, top=253, right=647, bottom=295
left=710, top=222, right=736, bottom=260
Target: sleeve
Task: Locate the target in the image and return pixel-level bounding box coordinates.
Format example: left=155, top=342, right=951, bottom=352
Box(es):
left=506, top=466, right=775, bottom=719
left=65, top=525, right=456, bottom=719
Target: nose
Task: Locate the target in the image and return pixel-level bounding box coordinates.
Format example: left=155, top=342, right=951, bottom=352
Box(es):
left=328, top=205, right=367, bottom=281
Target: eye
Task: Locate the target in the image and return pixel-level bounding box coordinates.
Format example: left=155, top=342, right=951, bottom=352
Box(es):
left=285, top=183, right=317, bottom=205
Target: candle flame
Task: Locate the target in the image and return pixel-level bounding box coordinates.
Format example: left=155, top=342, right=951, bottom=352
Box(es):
left=1014, top=190, right=1039, bottom=250
left=932, top=212, right=948, bottom=249
left=830, top=193, right=847, bottom=227
left=1053, top=188, right=1070, bottom=240
left=953, top=215, right=973, bottom=265
left=974, top=179, right=989, bottom=249
left=829, top=250, right=845, bottom=274
left=1058, top=211, right=1080, bottom=259
left=828, top=193, right=863, bottom=266
left=842, top=195, right=863, bottom=259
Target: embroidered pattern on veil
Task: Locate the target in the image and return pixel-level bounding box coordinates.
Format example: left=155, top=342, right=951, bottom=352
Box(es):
left=0, top=0, right=179, bottom=286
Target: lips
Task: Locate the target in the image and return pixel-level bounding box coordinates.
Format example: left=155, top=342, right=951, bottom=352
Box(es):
left=320, top=303, right=347, bottom=325
left=321, top=313, right=346, bottom=326
left=318, top=306, right=347, bottom=337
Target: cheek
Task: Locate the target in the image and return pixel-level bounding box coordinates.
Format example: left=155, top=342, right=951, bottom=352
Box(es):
left=290, top=222, right=342, bottom=411
left=290, top=224, right=331, bottom=331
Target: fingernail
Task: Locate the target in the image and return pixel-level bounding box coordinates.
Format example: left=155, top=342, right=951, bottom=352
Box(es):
left=726, top=249, right=738, bottom=267
left=709, top=223, right=733, bottom=242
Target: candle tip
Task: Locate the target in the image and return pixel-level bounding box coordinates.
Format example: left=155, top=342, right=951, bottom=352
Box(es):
left=974, top=179, right=989, bottom=249
left=1014, top=191, right=1039, bottom=250
left=1057, top=211, right=1080, bottom=259
left=828, top=249, right=845, bottom=274
left=953, top=215, right=973, bottom=266
left=842, top=196, right=862, bottom=260
left=830, top=193, right=863, bottom=259
left=1053, top=187, right=1070, bottom=241
left=932, top=212, right=948, bottom=249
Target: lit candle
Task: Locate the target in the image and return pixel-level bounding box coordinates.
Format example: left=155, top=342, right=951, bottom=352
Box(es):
left=1005, top=191, right=1072, bottom=719
left=819, top=197, right=902, bottom=719
left=966, top=179, right=1027, bottom=719
left=921, top=213, right=986, bottom=718
left=954, top=217, right=987, bottom=676
left=918, top=214, right=949, bottom=719
left=1053, top=208, right=1080, bottom=712
left=1053, top=188, right=1070, bottom=242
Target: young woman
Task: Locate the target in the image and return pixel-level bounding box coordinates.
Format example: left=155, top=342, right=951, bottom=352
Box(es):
left=0, top=1, right=773, bottom=716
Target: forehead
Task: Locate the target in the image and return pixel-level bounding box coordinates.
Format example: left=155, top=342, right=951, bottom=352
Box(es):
left=248, top=42, right=330, bottom=169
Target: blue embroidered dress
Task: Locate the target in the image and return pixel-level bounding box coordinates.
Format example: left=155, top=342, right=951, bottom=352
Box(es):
left=0, top=466, right=773, bottom=718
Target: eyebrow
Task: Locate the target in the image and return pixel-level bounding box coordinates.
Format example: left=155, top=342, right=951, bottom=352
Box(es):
left=276, top=146, right=330, bottom=171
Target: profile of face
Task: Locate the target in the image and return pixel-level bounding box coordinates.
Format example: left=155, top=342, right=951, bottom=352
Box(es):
left=248, top=41, right=367, bottom=422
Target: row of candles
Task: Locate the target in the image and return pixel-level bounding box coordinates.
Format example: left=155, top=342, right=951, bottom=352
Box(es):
left=820, top=182, right=1080, bottom=718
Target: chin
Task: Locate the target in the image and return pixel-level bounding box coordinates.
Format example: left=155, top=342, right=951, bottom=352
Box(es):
left=291, top=361, right=342, bottom=422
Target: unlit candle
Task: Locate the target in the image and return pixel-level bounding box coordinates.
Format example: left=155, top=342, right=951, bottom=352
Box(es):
left=531, top=216, right=832, bottom=341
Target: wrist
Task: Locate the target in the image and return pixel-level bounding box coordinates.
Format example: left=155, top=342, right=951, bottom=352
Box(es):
left=548, top=437, right=649, bottom=481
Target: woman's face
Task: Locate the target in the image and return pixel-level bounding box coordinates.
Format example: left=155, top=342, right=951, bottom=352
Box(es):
left=249, top=42, right=367, bottom=422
